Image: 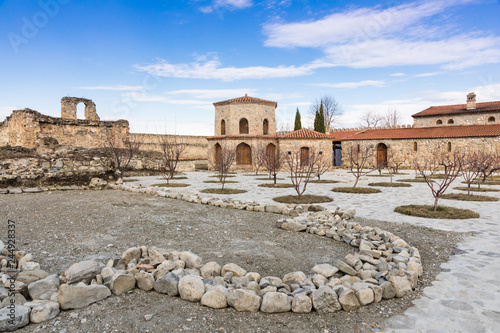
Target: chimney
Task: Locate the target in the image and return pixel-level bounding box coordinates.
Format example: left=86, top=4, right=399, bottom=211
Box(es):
left=467, top=92, right=476, bottom=110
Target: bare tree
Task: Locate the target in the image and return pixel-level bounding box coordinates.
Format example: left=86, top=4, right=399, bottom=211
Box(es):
left=310, top=96, right=344, bottom=131
left=313, top=154, right=331, bottom=180
left=285, top=149, right=321, bottom=198
left=346, top=143, right=374, bottom=187
left=382, top=108, right=402, bottom=128
left=475, top=149, right=500, bottom=188
left=213, top=146, right=236, bottom=189
left=461, top=150, right=481, bottom=195
left=414, top=151, right=464, bottom=211
left=358, top=110, right=383, bottom=129
left=387, top=149, right=405, bottom=183
left=105, top=130, right=143, bottom=179
left=262, top=146, right=284, bottom=184
left=252, top=144, right=267, bottom=175
left=159, top=135, right=187, bottom=184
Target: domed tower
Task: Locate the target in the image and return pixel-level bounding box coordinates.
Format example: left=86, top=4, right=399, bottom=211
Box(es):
left=213, top=94, right=277, bottom=136
left=207, top=94, right=278, bottom=169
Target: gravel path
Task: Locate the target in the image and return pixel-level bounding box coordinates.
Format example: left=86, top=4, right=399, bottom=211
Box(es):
left=1, top=184, right=466, bottom=333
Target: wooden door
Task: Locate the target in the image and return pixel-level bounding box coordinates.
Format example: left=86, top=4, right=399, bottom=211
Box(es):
left=376, top=143, right=387, bottom=167
left=300, top=147, right=309, bottom=166
left=236, top=143, right=252, bottom=165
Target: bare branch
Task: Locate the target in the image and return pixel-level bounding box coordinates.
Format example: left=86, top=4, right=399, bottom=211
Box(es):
left=346, top=143, right=374, bottom=187
left=105, top=130, right=143, bottom=179
left=310, top=96, right=344, bottom=131
left=158, top=135, right=187, bottom=184
left=285, top=148, right=321, bottom=198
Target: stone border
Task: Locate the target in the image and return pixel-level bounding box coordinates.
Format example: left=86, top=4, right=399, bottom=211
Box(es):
left=0, top=181, right=423, bottom=331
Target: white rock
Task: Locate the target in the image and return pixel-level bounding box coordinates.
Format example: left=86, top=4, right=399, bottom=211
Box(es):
left=30, top=301, right=60, bottom=323
left=200, top=285, right=228, bottom=309
left=178, top=275, right=205, bottom=302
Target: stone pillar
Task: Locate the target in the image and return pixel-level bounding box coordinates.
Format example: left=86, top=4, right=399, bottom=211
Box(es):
left=467, top=92, right=476, bottom=110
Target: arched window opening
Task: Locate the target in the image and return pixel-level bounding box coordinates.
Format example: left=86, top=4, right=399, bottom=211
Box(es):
left=77, top=103, right=85, bottom=119
left=263, top=119, right=269, bottom=135
left=236, top=143, right=252, bottom=165
left=300, top=147, right=310, bottom=166
left=488, top=116, right=496, bottom=123
left=414, top=142, right=418, bottom=152
left=239, top=118, right=249, bottom=134
left=436, top=119, right=443, bottom=125
left=448, top=142, right=452, bottom=152
left=220, top=120, right=226, bottom=135
left=448, top=119, right=454, bottom=124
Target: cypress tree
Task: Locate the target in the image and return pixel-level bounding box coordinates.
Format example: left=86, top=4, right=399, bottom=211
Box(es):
left=314, top=110, right=319, bottom=131
left=318, top=103, right=326, bottom=133
left=294, top=108, right=302, bottom=131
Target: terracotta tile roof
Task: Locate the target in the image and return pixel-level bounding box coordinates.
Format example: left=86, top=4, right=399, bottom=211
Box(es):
left=412, top=101, right=500, bottom=117
left=328, top=124, right=500, bottom=141
left=280, top=128, right=330, bottom=140
left=213, top=94, right=277, bottom=107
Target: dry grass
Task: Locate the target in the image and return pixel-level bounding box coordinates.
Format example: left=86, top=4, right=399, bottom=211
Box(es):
left=200, top=188, right=247, bottom=194
left=152, top=183, right=190, bottom=187
left=368, top=182, right=412, bottom=187
left=308, top=180, right=340, bottom=184
left=123, top=178, right=139, bottom=182
left=397, top=178, right=427, bottom=183
left=441, top=193, right=499, bottom=202
left=258, top=183, right=295, bottom=188
left=394, top=205, right=479, bottom=219
left=209, top=175, right=236, bottom=178
left=455, top=186, right=500, bottom=192
left=332, top=187, right=381, bottom=194
left=255, top=177, right=284, bottom=181
left=203, top=180, right=238, bottom=184
left=273, top=195, right=333, bottom=204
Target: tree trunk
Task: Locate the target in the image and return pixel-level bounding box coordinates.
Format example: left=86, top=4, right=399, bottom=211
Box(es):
left=353, top=177, right=359, bottom=188
left=434, top=196, right=439, bottom=211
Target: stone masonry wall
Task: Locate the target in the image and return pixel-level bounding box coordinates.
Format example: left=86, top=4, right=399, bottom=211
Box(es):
left=214, top=103, right=276, bottom=136
left=129, top=133, right=208, bottom=160
left=341, top=136, right=500, bottom=169
left=413, top=110, right=500, bottom=128
left=279, top=139, right=333, bottom=169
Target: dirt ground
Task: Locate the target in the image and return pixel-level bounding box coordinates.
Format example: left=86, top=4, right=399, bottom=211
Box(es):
left=0, top=190, right=468, bottom=333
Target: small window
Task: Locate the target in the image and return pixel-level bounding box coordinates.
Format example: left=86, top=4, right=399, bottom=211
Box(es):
left=488, top=116, right=495, bottom=123
left=436, top=119, right=443, bottom=125
left=263, top=119, right=269, bottom=135
left=448, top=119, right=454, bottom=124
left=239, top=118, right=249, bottom=134
left=221, top=120, right=226, bottom=135
left=357, top=144, right=360, bottom=153
left=414, top=142, right=418, bottom=152
left=448, top=142, right=452, bottom=152
left=288, top=151, right=292, bottom=155
left=319, top=151, right=323, bottom=155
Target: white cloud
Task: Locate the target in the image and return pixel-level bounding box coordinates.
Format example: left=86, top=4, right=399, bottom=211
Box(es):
left=315, top=80, right=385, bottom=89
left=200, top=0, right=253, bottom=13
left=263, top=0, right=500, bottom=70
left=414, top=72, right=442, bottom=77
left=79, top=85, right=143, bottom=91
left=135, top=55, right=334, bottom=81
left=390, top=73, right=406, bottom=77
left=166, top=88, right=258, bottom=99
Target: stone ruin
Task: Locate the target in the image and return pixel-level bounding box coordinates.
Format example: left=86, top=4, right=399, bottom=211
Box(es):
left=60, top=97, right=100, bottom=121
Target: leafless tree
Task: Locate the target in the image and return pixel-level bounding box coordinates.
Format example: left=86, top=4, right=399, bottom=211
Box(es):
left=382, top=108, right=402, bottom=128
left=475, top=149, right=500, bottom=188
left=310, top=96, right=344, bottom=131
left=213, top=146, right=236, bottom=189
left=158, top=135, right=187, bottom=184
left=358, top=110, right=383, bottom=129
left=285, top=149, right=321, bottom=198
left=252, top=144, right=267, bottom=175
left=313, top=154, right=331, bottom=180
left=414, top=151, right=464, bottom=211
left=461, top=150, right=481, bottom=195
left=262, top=146, right=284, bottom=184
left=346, top=143, right=374, bottom=187
left=387, top=149, right=405, bottom=182
left=105, top=130, right=143, bottom=179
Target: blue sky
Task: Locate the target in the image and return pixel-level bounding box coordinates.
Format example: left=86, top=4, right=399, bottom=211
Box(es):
left=1, top=0, right=500, bottom=135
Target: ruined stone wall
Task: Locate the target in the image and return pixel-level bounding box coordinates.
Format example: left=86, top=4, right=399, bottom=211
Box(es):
left=129, top=133, right=208, bottom=160
left=0, top=121, right=10, bottom=146
left=413, top=111, right=500, bottom=128
left=1, top=109, right=129, bottom=149
left=341, top=136, right=500, bottom=169
left=214, top=103, right=276, bottom=136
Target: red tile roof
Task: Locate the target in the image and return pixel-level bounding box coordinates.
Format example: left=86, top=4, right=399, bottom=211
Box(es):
left=412, top=101, right=500, bottom=117
left=280, top=128, right=330, bottom=140
left=213, top=94, right=277, bottom=107
left=328, top=124, right=500, bottom=141
left=207, top=135, right=277, bottom=140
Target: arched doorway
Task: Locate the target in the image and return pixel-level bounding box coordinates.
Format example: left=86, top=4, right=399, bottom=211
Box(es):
left=214, top=143, right=222, bottom=165
left=300, top=147, right=310, bottom=166
left=236, top=143, right=252, bottom=165
left=266, top=143, right=276, bottom=160
left=239, top=118, right=249, bottom=134
left=376, top=143, right=388, bottom=167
